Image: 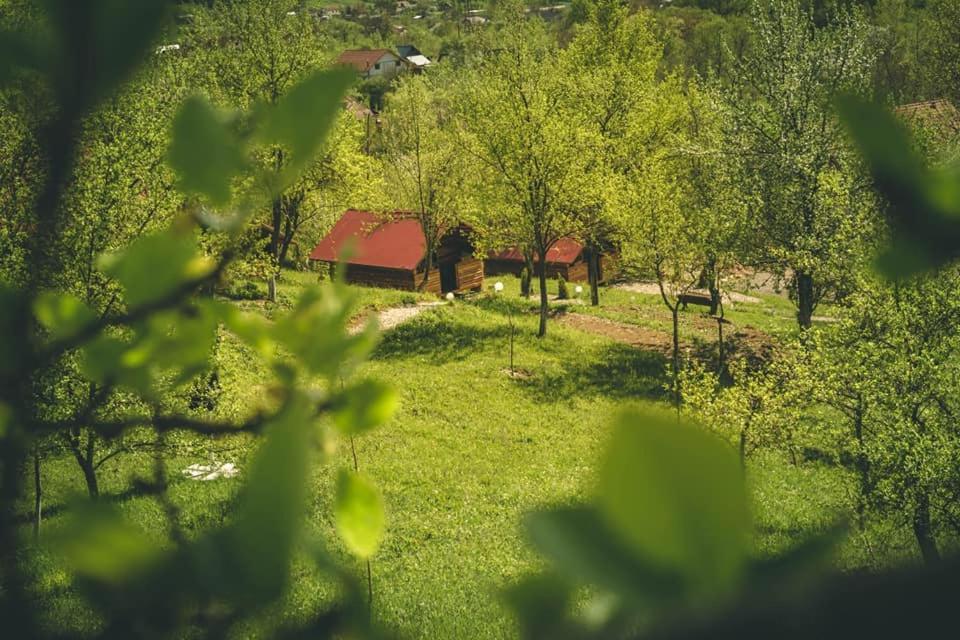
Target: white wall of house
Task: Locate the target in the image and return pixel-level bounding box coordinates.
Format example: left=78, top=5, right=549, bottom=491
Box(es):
left=366, top=53, right=401, bottom=78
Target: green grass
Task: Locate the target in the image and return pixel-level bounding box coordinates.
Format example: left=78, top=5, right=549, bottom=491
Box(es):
left=18, top=274, right=911, bottom=638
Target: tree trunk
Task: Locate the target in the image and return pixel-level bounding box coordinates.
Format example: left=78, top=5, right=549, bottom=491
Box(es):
left=587, top=246, right=600, bottom=306
left=69, top=431, right=100, bottom=499
left=796, top=270, right=815, bottom=330
left=278, top=216, right=295, bottom=267
left=537, top=259, right=548, bottom=338
left=705, top=258, right=721, bottom=316
left=853, top=397, right=870, bottom=531
left=716, top=315, right=726, bottom=379
left=521, top=252, right=534, bottom=298
left=418, top=247, right=433, bottom=292
left=912, top=491, right=940, bottom=565
left=671, top=305, right=680, bottom=409
left=33, top=451, right=41, bottom=541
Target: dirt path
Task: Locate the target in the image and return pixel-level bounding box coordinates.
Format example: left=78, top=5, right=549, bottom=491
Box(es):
left=349, top=301, right=444, bottom=335
left=614, top=282, right=762, bottom=305
left=558, top=313, right=676, bottom=354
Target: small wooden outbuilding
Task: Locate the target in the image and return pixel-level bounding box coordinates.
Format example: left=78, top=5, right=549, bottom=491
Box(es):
left=484, top=238, right=615, bottom=283
left=309, top=210, right=483, bottom=294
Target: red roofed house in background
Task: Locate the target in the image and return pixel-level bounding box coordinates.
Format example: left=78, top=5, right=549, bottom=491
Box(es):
left=309, top=210, right=483, bottom=294
left=335, top=49, right=402, bottom=79
left=484, top=238, right=615, bottom=283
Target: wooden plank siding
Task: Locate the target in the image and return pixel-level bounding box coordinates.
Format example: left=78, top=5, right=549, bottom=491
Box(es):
left=415, top=267, right=443, bottom=295
left=333, top=263, right=417, bottom=290
left=455, top=257, right=484, bottom=292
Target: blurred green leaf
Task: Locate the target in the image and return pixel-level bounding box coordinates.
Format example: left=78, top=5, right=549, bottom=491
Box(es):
left=836, top=95, right=960, bottom=276
left=168, top=97, right=247, bottom=205
left=503, top=573, right=575, bottom=640
left=331, top=379, right=399, bottom=436
left=257, top=68, right=355, bottom=188
left=226, top=393, right=313, bottom=604
left=82, top=334, right=153, bottom=395
left=52, top=504, right=158, bottom=585
left=43, top=0, right=168, bottom=111
left=525, top=505, right=684, bottom=604
left=597, top=409, right=749, bottom=594
left=33, top=291, right=95, bottom=340
left=98, top=228, right=213, bottom=308
left=334, top=469, right=385, bottom=559
left=273, top=284, right=377, bottom=380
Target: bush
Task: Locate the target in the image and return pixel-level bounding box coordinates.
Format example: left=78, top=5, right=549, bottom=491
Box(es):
left=520, top=266, right=531, bottom=297
left=557, top=274, right=569, bottom=300
left=400, top=293, right=418, bottom=306
left=225, top=280, right=266, bottom=301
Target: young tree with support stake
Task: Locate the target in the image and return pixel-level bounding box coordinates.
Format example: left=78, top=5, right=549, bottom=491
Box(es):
left=454, top=16, right=595, bottom=337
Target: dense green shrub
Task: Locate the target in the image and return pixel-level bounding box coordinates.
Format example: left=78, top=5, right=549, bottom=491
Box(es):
left=520, top=266, right=531, bottom=297
left=557, top=274, right=570, bottom=300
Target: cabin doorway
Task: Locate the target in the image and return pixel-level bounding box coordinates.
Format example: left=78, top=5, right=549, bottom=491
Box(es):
left=439, top=261, right=457, bottom=293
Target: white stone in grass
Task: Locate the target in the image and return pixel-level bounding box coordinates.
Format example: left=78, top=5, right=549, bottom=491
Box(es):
left=494, top=281, right=504, bottom=292
left=182, top=462, right=239, bottom=481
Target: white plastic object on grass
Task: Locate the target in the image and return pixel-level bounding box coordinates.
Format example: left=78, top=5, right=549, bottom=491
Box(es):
left=446, top=292, right=455, bottom=301
left=494, top=281, right=504, bottom=292
left=575, top=285, right=583, bottom=295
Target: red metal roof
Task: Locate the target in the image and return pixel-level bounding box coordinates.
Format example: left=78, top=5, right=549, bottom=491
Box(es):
left=309, top=209, right=426, bottom=271
left=490, top=238, right=584, bottom=265
left=335, top=49, right=395, bottom=72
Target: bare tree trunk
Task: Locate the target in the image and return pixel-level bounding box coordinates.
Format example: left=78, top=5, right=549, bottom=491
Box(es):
left=671, top=305, right=680, bottom=410
left=587, top=246, right=600, bottom=306
left=32, top=450, right=41, bottom=541
left=705, top=257, right=721, bottom=316
left=68, top=430, right=99, bottom=499
left=853, top=397, right=870, bottom=531
left=537, top=259, right=548, bottom=338
left=521, top=251, right=534, bottom=298
left=418, top=240, right=434, bottom=292
left=796, top=270, right=815, bottom=330
left=913, top=490, right=940, bottom=565
left=278, top=216, right=295, bottom=267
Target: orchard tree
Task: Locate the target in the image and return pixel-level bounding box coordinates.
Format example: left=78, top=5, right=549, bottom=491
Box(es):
left=189, top=0, right=329, bottom=301
left=558, top=0, right=662, bottom=306
left=379, top=75, right=465, bottom=290
left=726, top=0, right=878, bottom=329
left=454, top=16, right=597, bottom=337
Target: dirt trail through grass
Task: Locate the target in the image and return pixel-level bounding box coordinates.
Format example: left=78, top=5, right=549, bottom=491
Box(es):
left=350, top=301, right=444, bottom=334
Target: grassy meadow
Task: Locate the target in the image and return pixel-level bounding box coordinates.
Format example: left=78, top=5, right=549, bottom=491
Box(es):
left=19, top=272, right=914, bottom=638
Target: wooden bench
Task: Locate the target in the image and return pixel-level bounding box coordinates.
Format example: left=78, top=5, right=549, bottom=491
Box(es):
left=678, top=291, right=713, bottom=310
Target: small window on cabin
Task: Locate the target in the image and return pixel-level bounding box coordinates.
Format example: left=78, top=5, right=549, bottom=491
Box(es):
left=375, top=63, right=381, bottom=70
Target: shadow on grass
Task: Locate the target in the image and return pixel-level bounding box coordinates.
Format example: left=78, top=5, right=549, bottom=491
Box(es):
left=371, top=311, right=513, bottom=364
left=516, top=342, right=670, bottom=403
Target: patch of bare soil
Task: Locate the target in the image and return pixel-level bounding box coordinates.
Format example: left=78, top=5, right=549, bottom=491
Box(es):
left=502, top=367, right=533, bottom=379
left=559, top=312, right=779, bottom=366
left=558, top=313, right=675, bottom=355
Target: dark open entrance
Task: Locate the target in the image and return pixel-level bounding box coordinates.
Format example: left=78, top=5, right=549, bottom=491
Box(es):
left=439, top=261, right=457, bottom=293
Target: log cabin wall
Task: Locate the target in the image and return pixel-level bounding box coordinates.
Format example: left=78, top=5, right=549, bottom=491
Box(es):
left=334, top=263, right=417, bottom=290
left=455, top=257, right=484, bottom=292
left=415, top=267, right=443, bottom=295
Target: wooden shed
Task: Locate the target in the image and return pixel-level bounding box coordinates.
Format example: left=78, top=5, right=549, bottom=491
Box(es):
left=484, top=238, right=615, bottom=283
left=309, top=210, right=483, bottom=294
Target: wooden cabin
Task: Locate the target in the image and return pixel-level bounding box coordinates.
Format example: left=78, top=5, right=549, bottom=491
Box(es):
left=309, top=210, right=483, bottom=294
left=484, top=238, right=615, bottom=283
